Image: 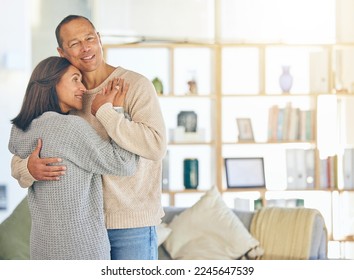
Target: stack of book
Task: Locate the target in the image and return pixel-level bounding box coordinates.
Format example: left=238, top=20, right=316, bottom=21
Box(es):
left=268, top=102, right=314, bottom=142
left=319, top=155, right=338, bottom=190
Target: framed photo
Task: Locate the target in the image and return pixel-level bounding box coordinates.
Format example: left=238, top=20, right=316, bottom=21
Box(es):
left=224, top=157, right=266, bottom=188
left=177, top=111, right=197, bottom=132
left=236, top=118, right=254, bottom=141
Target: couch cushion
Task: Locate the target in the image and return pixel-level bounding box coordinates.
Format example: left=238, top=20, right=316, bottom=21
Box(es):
left=163, top=186, right=263, bottom=259
left=0, top=197, right=31, bottom=260
left=157, top=223, right=172, bottom=246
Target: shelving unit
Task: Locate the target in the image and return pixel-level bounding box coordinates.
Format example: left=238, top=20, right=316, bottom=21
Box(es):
left=103, top=43, right=220, bottom=208
left=103, top=41, right=354, bottom=257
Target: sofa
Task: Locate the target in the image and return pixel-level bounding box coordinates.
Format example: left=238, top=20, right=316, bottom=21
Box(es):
left=158, top=206, right=328, bottom=260
left=0, top=189, right=328, bottom=260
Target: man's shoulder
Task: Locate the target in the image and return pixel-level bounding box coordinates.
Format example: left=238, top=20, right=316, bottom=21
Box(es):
left=114, top=66, right=150, bottom=83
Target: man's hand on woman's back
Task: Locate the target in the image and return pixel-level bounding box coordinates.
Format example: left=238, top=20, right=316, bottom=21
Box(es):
left=28, top=138, right=66, bottom=181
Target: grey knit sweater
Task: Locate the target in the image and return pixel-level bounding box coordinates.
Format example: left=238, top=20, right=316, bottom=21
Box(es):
left=12, top=67, right=167, bottom=230
left=8, top=112, right=139, bottom=259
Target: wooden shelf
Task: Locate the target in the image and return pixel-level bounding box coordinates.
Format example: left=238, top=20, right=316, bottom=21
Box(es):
left=104, top=42, right=354, bottom=246
left=168, top=141, right=214, bottom=146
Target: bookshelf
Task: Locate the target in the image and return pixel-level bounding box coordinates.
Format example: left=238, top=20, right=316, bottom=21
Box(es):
left=103, top=41, right=354, bottom=256
left=103, top=43, right=220, bottom=208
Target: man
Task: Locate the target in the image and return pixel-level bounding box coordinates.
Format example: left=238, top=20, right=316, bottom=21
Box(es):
left=11, top=15, right=167, bottom=260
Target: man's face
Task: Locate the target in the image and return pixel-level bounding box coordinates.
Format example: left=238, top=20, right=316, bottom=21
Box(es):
left=57, top=18, right=103, bottom=73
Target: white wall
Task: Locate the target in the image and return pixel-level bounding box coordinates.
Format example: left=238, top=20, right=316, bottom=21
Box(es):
left=0, top=0, right=32, bottom=222
left=0, top=0, right=91, bottom=223
left=93, top=0, right=215, bottom=43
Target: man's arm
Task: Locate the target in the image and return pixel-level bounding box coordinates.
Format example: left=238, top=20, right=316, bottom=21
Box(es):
left=94, top=76, right=167, bottom=161
left=11, top=139, right=66, bottom=188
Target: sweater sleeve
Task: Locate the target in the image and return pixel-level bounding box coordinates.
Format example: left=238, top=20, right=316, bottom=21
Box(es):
left=59, top=116, right=139, bottom=176
left=96, top=77, right=167, bottom=161
left=10, top=155, right=36, bottom=188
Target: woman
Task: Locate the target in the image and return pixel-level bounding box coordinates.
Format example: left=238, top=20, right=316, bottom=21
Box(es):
left=8, top=56, right=139, bottom=260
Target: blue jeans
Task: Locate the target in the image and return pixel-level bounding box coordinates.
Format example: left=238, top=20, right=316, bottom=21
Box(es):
left=107, top=226, right=158, bottom=260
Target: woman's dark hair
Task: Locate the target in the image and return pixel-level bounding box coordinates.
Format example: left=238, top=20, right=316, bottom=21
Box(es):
left=11, top=56, right=71, bottom=131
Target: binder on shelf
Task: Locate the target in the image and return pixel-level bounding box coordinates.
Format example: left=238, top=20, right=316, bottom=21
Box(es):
left=295, top=149, right=307, bottom=188
left=286, top=149, right=315, bottom=189
left=305, top=149, right=315, bottom=189
left=286, top=149, right=298, bottom=189
left=343, top=149, right=354, bottom=190
left=161, top=150, right=170, bottom=191
left=319, top=158, right=329, bottom=189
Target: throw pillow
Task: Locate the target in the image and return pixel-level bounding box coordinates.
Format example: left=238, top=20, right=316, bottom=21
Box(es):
left=163, top=186, right=263, bottom=260
left=0, top=196, right=31, bottom=260
left=156, top=223, right=172, bottom=246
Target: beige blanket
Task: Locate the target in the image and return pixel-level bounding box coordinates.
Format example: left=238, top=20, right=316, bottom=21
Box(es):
left=250, top=207, right=324, bottom=259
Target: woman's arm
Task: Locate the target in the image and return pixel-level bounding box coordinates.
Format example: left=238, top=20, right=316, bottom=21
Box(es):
left=57, top=115, right=139, bottom=176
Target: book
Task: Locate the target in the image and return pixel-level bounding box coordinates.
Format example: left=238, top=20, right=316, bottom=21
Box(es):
left=288, top=107, right=300, bottom=141
left=268, top=104, right=313, bottom=142
left=282, top=102, right=292, bottom=141
left=329, top=155, right=338, bottom=190
left=319, top=155, right=338, bottom=189
left=267, top=105, right=279, bottom=141
left=277, top=108, right=285, bottom=140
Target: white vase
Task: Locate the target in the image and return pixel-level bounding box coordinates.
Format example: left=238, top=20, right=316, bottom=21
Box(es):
left=279, top=65, right=293, bottom=93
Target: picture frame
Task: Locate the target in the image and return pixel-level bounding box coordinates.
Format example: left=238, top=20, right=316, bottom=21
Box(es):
left=236, top=118, right=254, bottom=141
left=224, top=157, right=266, bottom=188
left=177, top=111, right=197, bottom=132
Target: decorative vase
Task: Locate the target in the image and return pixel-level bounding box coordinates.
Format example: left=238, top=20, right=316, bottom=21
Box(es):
left=186, top=70, right=198, bottom=95
left=152, top=77, right=163, bottom=95
left=279, top=65, right=293, bottom=93
left=183, top=158, right=199, bottom=189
